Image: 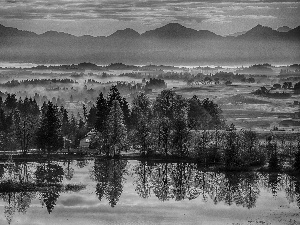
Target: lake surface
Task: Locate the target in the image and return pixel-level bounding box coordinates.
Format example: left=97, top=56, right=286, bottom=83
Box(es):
left=0, top=159, right=299, bottom=225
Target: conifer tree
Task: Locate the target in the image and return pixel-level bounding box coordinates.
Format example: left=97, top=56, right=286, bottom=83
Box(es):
left=107, top=86, right=122, bottom=109
left=36, top=102, right=63, bottom=154
left=107, top=100, right=127, bottom=156
left=87, top=105, right=97, bottom=130
left=60, top=106, right=70, bottom=137
left=294, top=139, right=300, bottom=171
left=120, top=97, right=131, bottom=128
left=95, top=92, right=109, bottom=133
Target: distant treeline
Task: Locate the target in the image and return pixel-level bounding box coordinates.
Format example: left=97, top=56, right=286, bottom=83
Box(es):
left=0, top=78, right=77, bottom=87
left=253, top=81, right=300, bottom=97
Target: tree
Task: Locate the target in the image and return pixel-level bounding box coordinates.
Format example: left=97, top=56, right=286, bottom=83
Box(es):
left=92, top=159, right=127, bottom=207
left=273, top=83, right=281, bottom=89
left=107, top=100, right=127, bottom=156
left=188, top=95, right=211, bottom=130
left=87, top=105, right=97, bottom=130
left=36, top=162, right=64, bottom=214
left=202, top=98, right=225, bottom=129
left=153, top=90, right=190, bottom=156
left=120, top=97, right=131, bottom=128
left=267, top=136, right=280, bottom=171
left=133, top=161, right=152, bottom=198
left=224, top=125, right=241, bottom=169
left=60, top=106, right=70, bottom=137
left=4, top=94, right=17, bottom=113
left=154, top=116, right=172, bottom=156
left=151, top=163, right=172, bottom=201
left=95, top=92, right=109, bottom=133
left=107, top=86, right=122, bottom=109
left=153, top=90, right=177, bottom=120
left=36, top=102, right=63, bottom=154
left=282, top=82, right=292, bottom=89
left=294, top=81, right=300, bottom=94
left=131, top=93, right=152, bottom=155
left=171, top=95, right=189, bottom=156
left=13, top=110, right=37, bottom=154
left=294, top=138, right=300, bottom=171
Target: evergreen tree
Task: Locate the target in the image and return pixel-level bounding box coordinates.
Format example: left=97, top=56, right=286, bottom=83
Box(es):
left=107, top=100, right=127, bottom=156
left=95, top=92, right=109, bottom=133
left=87, top=105, right=97, bottom=130
left=36, top=102, right=63, bottom=154
left=120, top=97, right=131, bottom=128
left=107, top=86, right=122, bottom=109
left=4, top=94, right=17, bottom=112
left=60, top=106, right=69, bottom=137
left=294, top=139, right=300, bottom=171
left=82, top=104, right=87, bottom=123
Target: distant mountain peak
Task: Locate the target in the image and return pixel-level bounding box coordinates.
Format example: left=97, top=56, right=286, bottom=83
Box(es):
left=109, top=28, right=140, bottom=38
left=240, top=24, right=279, bottom=38
left=141, top=23, right=201, bottom=39
left=40, top=30, right=72, bottom=37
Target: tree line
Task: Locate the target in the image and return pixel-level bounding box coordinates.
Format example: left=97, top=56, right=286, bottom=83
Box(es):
left=1, top=86, right=300, bottom=172
left=86, top=86, right=225, bottom=157
left=0, top=78, right=77, bottom=88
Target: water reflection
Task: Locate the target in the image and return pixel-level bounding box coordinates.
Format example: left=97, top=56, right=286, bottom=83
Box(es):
left=131, top=161, right=300, bottom=210
left=92, top=159, right=127, bottom=207
left=35, top=162, right=64, bottom=213
left=0, top=159, right=299, bottom=224
left=132, top=162, right=262, bottom=208
left=0, top=160, right=86, bottom=224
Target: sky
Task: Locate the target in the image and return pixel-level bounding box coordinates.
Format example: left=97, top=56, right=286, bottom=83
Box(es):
left=0, top=0, right=299, bottom=37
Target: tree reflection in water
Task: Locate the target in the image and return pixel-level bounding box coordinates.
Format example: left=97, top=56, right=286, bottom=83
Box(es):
left=35, top=161, right=64, bottom=214
left=0, top=162, right=37, bottom=224
left=63, top=160, right=75, bottom=181
left=92, top=159, right=127, bottom=207
left=0, top=159, right=299, bottom=224
left=132, top=162, right=300, bottom=210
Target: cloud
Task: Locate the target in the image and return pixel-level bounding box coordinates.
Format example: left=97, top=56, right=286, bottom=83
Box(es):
left=0, top=0, right=298, bottom=26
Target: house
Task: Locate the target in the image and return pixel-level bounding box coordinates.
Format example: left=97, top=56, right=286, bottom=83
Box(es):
left=79, top=130, right=97, bottom=148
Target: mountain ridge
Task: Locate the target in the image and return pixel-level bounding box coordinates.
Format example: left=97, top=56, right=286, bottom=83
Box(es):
left=0, top=23, right=299, bottom=39
left=0, top=23, right=299, bottom=65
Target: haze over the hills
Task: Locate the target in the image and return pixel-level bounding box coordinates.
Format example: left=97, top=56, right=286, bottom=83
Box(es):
left=0, top=23, right=299, bottom=66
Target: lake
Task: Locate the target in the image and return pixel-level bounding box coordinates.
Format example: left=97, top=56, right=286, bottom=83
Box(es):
left=0, top=159, right=299, bottom=225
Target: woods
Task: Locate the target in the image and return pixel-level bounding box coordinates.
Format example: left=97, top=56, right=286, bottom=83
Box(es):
left=0, top=86, right=299, bottom=172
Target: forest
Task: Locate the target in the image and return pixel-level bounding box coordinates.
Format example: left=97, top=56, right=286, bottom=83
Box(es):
left=0, top=85, right=300, bottom=172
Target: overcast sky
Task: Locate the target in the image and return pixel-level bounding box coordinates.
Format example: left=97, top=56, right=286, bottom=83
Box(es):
left=0, top=0, right=299, bottom=36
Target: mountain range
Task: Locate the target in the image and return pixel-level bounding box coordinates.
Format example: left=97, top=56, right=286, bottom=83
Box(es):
left=0, top=23, right=299, bottom=65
